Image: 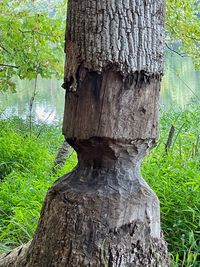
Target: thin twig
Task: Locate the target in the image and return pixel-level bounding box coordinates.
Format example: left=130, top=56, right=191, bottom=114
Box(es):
left=0, top=64, right=19, bottom=69
left=0, top=44, right=10, bottom=54
left=165, top=43, right=187, bottom=57
left=19, top=29, right=54, bottom=37
left=29, top=76, right=38, bottom=138
left=169, top=65, right=200, bottom=102
left=171, top=123, right=185, bottom=152
left=165, top=125, right=175, bottom=153
left=36, top=111, right=54, bottom=138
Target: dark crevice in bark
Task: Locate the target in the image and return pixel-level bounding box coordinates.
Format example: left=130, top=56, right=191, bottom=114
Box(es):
left=62, top=64, right=162, bottom=96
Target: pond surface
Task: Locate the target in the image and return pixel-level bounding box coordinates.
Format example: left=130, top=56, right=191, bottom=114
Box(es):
left=0, top=51, right=200, bottom=124
left=0, top=78, right=65, bottom=124
left=161, top=52, right=200, bottom=110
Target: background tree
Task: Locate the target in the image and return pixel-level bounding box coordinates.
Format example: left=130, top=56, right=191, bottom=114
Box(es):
left=0, top=0, right=170, bottom=266
left=0, top=0, right=66, bottom=92
left=166, top=0, right=200, bottom=68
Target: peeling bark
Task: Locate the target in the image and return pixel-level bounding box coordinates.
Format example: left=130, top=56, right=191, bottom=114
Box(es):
left=0, top=0, right=169, bottom=266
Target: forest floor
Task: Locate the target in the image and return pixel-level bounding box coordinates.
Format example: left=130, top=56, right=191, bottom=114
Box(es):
left=0, top=106, right=200, bottom=267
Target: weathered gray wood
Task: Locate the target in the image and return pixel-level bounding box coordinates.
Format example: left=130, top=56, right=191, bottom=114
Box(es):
left=52, top=140, right=72, bottom=172
left=0, top=0, right=169, bottom=266
left=63, top=68, right=160, bottom=141
left=22, top=164, right=169, bottom=266
left=0, top=241, right=31, bottom=267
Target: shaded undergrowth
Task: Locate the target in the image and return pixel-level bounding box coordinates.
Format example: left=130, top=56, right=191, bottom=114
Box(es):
left=0, top=107, right=200, bottom=266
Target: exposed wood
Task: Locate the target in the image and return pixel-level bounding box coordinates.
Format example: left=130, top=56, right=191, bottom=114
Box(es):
left=63, top=68, right=160, bottom=141
left=0, top=72, right=170, bottom=266
left=23, top=163, right=169, bottom=266
left=0, top=241, right=31, bottom=267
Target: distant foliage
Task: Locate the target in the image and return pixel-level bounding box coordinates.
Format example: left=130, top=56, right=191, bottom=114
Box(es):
left=166, top=0, right=200, bottom=68
left=0, top=0, right=66, bottom=91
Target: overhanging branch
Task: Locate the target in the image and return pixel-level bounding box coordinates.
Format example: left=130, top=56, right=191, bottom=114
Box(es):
left=165, top=43, right=187, bottom=57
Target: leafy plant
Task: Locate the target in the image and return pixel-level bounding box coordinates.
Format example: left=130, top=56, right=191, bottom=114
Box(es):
left=143, top=106, right=200, bottom=266
left=0, top=118, right=76, bottom=252
left=0, top=0, right=67, bottom=91
left=1, top=0, right=200, bottom=93
left=1, top=108, right=200, bottom=266
left=166, top=0, right=200, bottom=68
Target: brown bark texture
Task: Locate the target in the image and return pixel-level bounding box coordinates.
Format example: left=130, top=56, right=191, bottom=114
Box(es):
left=0, top=0, right=170, bottom=266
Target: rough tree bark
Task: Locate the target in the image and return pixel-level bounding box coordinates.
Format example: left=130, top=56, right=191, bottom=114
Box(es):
left=0, top=0, right=170, bottom=266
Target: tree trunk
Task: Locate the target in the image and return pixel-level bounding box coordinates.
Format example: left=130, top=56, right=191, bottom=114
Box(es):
left=52, top=140, right=72, bottom=172
left=0, top=0, right=170, bottom=266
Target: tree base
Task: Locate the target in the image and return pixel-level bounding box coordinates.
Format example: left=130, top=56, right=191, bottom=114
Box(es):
left=0, top=166, right=170, bottom=267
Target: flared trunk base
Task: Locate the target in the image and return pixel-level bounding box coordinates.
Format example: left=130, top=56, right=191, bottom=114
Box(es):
left=0, top=165, right=169, bottom=267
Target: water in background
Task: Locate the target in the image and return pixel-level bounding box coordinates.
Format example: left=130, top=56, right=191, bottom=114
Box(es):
left=0, top=78, right=65, bottom=124
left=0, top=51, right=200, bottom=124
left=161, top=52, right=200, bottom=109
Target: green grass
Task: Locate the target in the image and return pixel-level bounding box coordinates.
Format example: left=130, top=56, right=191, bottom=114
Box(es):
left=0, top=108, right=200, bottom=266
left=0, top=117, right=77, bottom=253
left=143, top=106, right=200, bottom=267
